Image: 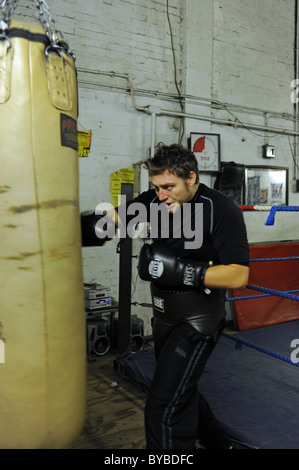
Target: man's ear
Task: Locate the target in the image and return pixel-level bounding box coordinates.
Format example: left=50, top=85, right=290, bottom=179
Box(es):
left=188, top=171, right=197, bottom=186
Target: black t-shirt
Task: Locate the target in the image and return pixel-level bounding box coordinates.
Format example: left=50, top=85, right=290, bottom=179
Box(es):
left=118, top=183, right=249, bottom=267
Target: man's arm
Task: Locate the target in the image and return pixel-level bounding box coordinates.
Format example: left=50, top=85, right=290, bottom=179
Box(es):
left=138, top=243, right=249, bottom=292
left=204, top=264, right=249, bottom=290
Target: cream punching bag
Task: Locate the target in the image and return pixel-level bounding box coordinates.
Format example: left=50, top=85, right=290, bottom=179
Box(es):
left=0, top=1, right=86, bottom=448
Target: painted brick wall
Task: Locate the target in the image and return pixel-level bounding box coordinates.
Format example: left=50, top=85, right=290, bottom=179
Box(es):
left=13, top=0, right=184, bottom=93
left=213, top=0, right=294, bottom=111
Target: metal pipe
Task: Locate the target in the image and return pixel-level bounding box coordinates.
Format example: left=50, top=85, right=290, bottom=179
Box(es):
left=77, top=68, right=297, bottom=122
left=150, top=112, right=156, bottom=157
left=78, top=69, right=299, bottom=138
left=128, top=79, right=299, bottom=137
left=146, top=107, right=299, bottom=137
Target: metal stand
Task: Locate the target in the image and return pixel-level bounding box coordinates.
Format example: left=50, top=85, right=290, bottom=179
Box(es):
left=117, top=183, right=133, bottom=354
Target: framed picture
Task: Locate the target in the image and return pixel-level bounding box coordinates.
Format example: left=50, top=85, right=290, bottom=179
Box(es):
left=244, top=166, right=288, bottom=206
left=188, top=133, right=221, bottom=172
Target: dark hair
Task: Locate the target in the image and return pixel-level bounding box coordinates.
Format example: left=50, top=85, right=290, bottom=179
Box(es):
left=144, top=143, right=199, bottom=183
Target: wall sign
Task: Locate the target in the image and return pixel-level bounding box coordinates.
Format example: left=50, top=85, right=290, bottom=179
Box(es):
left=244, top=166, right=288, bottom=206
left=78, top=130, right=92, bottom=157
left=188, top=133, right=221, bottom=173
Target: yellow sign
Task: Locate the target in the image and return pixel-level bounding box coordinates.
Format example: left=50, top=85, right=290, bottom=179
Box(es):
left=110, top=168, right=135, bottom=207
left=78, top=130, right=92, bottom=157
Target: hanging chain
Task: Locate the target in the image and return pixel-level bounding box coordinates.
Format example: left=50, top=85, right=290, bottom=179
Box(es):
left=33, top=0, right=75, bottom=59
left=0, top=0, right=75, bottom=59
left=0, top=0, right=18, bottom=30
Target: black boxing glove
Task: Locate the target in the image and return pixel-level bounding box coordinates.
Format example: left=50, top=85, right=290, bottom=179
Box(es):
left=138, top=243, right=210, bottom=292
left=81, top=211, right=116, bottom=246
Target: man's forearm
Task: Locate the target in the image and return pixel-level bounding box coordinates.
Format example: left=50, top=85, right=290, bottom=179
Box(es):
left=204, top=264, right=249, bottom=290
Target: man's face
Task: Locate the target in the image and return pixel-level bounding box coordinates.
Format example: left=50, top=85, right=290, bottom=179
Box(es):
left=150, top=170, right=197, bottom=212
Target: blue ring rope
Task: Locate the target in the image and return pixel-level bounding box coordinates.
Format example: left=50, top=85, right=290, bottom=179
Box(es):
left=222, top=332, right=299, bottom=367
left=226, top=289, right=299, bottom=302
left=266, top=206, right=299, bottom=226
left=223, top=246, right=299, bottom=366
left=223, top=282, right=299, bottom=367
left=225, top=255, right=299, bottom=300
left=246, top=284, right=299, bottom=302
left=250, top=256, right=299, bottom=262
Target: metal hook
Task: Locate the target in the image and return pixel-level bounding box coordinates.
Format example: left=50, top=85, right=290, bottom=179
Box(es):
left=0, top=31, right=10, bottom=47
left=45, top=43, right=63, bottom=60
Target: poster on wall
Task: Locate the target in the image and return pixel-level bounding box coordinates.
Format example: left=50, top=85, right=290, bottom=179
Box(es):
left=244, top=166, right=288, bottom=206
left=78, top=130, right=92, bottom=157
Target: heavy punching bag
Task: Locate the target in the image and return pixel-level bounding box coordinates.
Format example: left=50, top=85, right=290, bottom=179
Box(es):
left=0, top=1, right=86, bottom=448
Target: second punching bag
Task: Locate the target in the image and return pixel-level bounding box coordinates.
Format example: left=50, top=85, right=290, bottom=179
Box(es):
left=0, top=4, right=86, bottom=449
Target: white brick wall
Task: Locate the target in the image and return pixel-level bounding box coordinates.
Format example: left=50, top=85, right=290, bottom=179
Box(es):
left=14, top=0, right=184, bottom=93
left=213, top=0, right=294, bottom=111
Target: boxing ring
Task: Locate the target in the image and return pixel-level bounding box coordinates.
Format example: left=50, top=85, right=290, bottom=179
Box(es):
left=116, top=321, right=299, bottom=449
left=115, top=207, right=299, bottom=449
